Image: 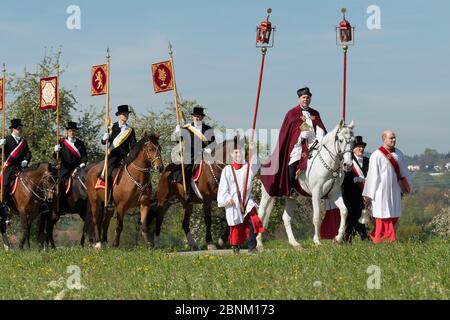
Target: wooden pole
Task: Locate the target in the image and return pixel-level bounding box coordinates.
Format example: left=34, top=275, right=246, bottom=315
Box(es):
left=104, top=48, right=111, bottom=208
left=1, top=64, right=6, bottom=203
left=168, top=43, right=187, bottom=200
left=242, top=47, right=267, bottom=208
left=55, top=62, right=61, bottom=213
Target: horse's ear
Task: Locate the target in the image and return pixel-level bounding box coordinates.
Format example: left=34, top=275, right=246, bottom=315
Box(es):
left=155, top=132, right=160, bottom=140
left=143, top=131, right=148, bottom=137
left=348, top=120, right=355, bottom=129
left=339, top=119, right=345, bottom=128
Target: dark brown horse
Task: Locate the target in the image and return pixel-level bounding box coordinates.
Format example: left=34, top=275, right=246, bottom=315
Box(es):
left=149, top=139, right=233, bottom=250
left=85, top=133, right=164, bottom=248
left=1, top=163, right=56, bottom=250
left=43, top=163, right=95, bottom=249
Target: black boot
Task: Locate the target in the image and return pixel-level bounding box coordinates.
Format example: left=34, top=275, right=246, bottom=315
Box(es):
left=0, top=203, right=9, bottom=225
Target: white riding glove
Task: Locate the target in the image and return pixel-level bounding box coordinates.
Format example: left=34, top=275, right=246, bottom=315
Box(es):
left=0, top=139, right=5, bottom=146
left=354, top=176, right=366, bottom=184
left=79, top=163, right=86, bottom=168
left=54, top=144, right=62, bottom=152
left=21, top=160, right=28, bottom=168
left=102, top=132, right=109, bottom=141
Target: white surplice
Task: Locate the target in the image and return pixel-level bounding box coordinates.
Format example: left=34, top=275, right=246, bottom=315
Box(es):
left=362, top=147, right=412, bottom=218
left=217, top=158, right=260, bottom=226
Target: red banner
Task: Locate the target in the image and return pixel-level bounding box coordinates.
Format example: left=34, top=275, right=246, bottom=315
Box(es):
left=0, top=78, right=4, bottom=111
left=91, top=64, right=108, bottom=96
left=40, top=76, right=58, bottom=110
left=151, top=60, right=174, bottom=94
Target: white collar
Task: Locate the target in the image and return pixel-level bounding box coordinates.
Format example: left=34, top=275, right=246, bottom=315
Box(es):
left=11, top=133, right=21, bottom=141
left=67, top=137, right=76, bottom=143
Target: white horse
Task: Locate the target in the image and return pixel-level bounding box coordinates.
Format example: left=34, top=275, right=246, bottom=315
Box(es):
left=257, top=120, right=355, bottom=248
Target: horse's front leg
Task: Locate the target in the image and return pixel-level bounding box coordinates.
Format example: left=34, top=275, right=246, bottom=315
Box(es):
left=183, top=203, right=198, bottom=250
left=283, top=198, right=302, bottom=249
left=257, top=186, right=275, bottom=249
left=138, top=203, right=150, bottom=248
left=203, top=203, right=216, bottom=250
left=333, top=195, right=348, bottom=244
left=311, top=191, right=322, bottom=245
left=112, top=208, right=125, bottom=248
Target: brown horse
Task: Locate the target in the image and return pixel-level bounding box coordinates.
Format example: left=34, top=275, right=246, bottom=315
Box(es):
left=149, top=139, right=233, bottom=250
left=85, top=133, right=163, bottom=248
left=1, top=163, right=56, bottom=250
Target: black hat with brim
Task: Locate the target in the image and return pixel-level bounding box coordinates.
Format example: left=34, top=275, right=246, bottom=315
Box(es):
left=9, top=118, right=23, bottom=129
left=115, top=105, right=133, bottom=116
left=191, top=107, right=206, bottom=117
left=354, top=136, right=367, bottom=148
left=66, top=121, right=79, bottom=130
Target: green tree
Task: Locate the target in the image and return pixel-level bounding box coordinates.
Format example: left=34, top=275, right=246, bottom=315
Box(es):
left=6, top=51, right=75, bottom=163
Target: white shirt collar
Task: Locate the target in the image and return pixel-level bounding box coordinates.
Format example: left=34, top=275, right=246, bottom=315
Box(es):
left=68, top=137, right=76, bottom=143
left=11, top=133, right=21, bottom=142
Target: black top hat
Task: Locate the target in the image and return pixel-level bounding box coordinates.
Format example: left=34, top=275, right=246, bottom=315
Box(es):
left=66, top=121, right=79, bottom=130
left=115, top=105, right=133, bottom=116
left=297, top=87, right=312, bottom=98
left=9, top=119, right=23, bottom=129
left=354, top=136, right=367, bottom=148
left=191, top=107, right=206, bottom=117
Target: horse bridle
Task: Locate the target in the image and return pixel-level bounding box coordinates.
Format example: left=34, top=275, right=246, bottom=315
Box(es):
left=319, top=127, right=353, bottom=175
left=19, top=169, right=56, bottom=202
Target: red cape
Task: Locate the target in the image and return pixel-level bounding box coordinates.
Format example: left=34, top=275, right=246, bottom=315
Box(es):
left=260, top=105, right=326, bottom=197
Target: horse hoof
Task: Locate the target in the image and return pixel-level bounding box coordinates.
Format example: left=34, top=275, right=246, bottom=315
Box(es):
left=333, top=237, right=344, bottom=245
left=207, top=244, right=217, bottom=251
left=3, top=244, right=10, bottom=251
left=217, top=238, right=225, bottom=248
left=293, top=244, right=304, bottom=251
left=314, top=240, right=321, bottom=246
left=94, top=242, right=102, bottom=249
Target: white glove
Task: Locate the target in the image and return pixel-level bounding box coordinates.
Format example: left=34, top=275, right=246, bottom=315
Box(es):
left=175, top=125, right=181, bottom=134
left=21, top=160, right=28, bottom=168
left=79, top=163, right=86, bottom=168
left=354, top=176, right=366, bottom=183
left=54, top=144, right=61, bottom=152
left=0, top=139, right=5, bottom=146
left=204, top=148, right=212, bottom=154
left=300, top=130, right=313, bottom=140
left=102, top=132, right=109, bottom=141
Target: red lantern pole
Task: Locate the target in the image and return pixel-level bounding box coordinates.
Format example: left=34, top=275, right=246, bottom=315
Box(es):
left=242, top=9, right=275, bottom=211
left=342, top=45, right=348, bottom=121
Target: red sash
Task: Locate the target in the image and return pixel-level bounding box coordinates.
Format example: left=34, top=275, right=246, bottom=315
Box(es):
left=378, top=146, right=411, bottom=194
left=61, top=137, right=81, bottom=160
left=2, top=138, right=26, bottom=172
left=351, top=159, right=365, bottom=191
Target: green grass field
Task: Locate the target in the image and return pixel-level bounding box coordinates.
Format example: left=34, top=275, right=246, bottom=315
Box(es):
left=0, top=237, right=448, bottom=300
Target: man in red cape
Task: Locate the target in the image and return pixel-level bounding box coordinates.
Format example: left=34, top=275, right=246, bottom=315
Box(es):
left=261, top=87, right=327, bottom=197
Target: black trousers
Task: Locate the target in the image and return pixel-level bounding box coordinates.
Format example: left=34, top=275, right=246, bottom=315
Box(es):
left=345, top=207, right=368, bottom=242
left=288, top=161, right=299, bottom=191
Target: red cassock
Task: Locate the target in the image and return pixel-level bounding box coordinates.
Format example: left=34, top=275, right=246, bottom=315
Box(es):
left=260, top=105, right=326, bottom=197
left=370, top=218, right=398, bottom=243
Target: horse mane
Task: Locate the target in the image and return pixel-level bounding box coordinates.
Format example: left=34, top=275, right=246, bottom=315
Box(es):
left=320, top=123, right=340, bottom=146
left=124, top=133, right=160, bottom=165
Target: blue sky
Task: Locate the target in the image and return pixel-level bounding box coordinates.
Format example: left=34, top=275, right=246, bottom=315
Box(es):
left=1, top=0, right=449, bottom=155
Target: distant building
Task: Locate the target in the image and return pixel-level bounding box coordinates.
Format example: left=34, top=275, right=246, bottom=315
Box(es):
left=434, top=165, right=442, bottom=172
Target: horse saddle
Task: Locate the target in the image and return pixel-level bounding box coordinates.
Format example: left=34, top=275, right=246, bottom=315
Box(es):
left=10, top=176, right=19, bottom=195
left=167, top=161, right=203, bottom=184
left=94, top=167, right=124, bottom=190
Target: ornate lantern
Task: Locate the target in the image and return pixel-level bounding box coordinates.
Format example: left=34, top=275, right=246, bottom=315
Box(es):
left=256, top=8, right=275, bottom=47
left=336, top=8, right=355, bottom=46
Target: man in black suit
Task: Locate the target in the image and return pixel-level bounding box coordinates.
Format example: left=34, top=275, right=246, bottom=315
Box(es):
left=96, top=105, right=137, bottom=206
left=174, top=107, right=215, bottom=202
left=54, top=121, right=88, bottom=199
left=342, top=135, right=369, bottom=242
left=0, top=119, right=32, bottom=222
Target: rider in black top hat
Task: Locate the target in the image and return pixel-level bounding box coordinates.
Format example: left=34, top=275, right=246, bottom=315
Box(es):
left=0, top=119, right=32, bottom=222
left=173, top=106, right=215, bottom=202
left=97, top=105, right=137, bottom=207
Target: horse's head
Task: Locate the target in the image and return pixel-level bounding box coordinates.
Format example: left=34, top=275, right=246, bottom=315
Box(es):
left=336, top=120, right=355, bottom=172
left=142, top=132, right=164, bottom=173
left=43, top=163, right=58, bottom=201
left=210, top=138, right=236, bottom=165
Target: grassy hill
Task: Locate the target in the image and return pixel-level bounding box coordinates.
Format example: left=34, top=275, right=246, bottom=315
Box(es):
left=0, top=237, right=448, bottom=300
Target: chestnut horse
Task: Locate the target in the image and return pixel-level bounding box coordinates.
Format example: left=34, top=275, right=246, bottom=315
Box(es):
left=85, top=133, right=163, bottom=248
left=149, top=139, right=233, bottom=250
left=1, top=163, right=56, bottom=250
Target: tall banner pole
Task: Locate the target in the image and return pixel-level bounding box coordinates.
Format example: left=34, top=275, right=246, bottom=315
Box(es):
left=56, top=62, right=61, bottom=213
left=168, top=43, right=187, bottom=200
left=1, top=64, right=6, bottom=203
left=104, top=48, right=111, bottom=208
left=242, top=9, right=275, bottom=207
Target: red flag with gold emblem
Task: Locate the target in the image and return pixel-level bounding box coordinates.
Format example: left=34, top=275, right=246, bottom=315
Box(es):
left=40, top=76, right=58, bottom=110
left=91, top=64, right=108, bottom=96
left=152, top=60, right=174, bottom=94
left=0, top=78, right=4, bottom=111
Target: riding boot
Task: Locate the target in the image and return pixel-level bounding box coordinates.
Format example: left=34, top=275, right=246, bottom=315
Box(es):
left=0, top=202, right=10, bottom=225
left=288, top=162, right=299, bottom=197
